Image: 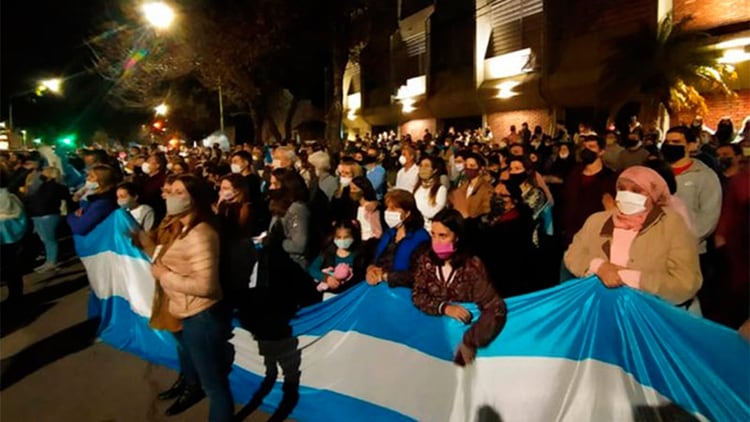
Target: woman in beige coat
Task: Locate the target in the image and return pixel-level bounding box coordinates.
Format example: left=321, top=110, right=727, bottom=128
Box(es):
left=564, top=166, right=702, bottom=306
left=150, top=174, right=234, bottom=420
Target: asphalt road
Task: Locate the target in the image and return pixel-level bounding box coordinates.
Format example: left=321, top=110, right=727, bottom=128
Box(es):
left=0, top=255, right=276, bottom=422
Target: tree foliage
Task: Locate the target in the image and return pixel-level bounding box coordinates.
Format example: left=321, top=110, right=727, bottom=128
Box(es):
left=599, top=13, right=736, bottom=123
left=87, top=0, right=396, bottom=144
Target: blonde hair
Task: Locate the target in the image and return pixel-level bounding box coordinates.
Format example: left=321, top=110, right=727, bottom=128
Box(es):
left=43, top=166, right=62, bottom=182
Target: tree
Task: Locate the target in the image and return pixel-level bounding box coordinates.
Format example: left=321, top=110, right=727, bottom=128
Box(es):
left=87, top=0, right=297, bottom=141
left=599, top=14, right=736, bottom=127
left=292, top=0, right=397, bottom=151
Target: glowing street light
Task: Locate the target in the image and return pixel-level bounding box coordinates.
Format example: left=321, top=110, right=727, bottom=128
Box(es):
left=154, top=103, right=169, bottom=116
left=36, top=78, right=63, bottom=96
left=141, top=2, right=175, bottom=30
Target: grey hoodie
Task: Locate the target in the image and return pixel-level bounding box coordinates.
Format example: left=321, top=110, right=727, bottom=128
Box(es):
left=674, top=159, right=722, bottom=254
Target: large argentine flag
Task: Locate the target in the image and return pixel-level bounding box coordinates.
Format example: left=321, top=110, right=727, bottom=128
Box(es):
left=75, top=210, right=750, bottom=421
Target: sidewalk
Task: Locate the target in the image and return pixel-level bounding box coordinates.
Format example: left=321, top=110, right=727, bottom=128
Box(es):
left=0, top=259, right=272, bottom=422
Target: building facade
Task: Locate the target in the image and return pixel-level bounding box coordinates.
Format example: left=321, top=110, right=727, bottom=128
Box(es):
left=342, top=0, right=749, bottom=140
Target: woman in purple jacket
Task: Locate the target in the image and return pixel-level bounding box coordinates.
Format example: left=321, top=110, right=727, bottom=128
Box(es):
left=67, top=164, right=119, bottom=236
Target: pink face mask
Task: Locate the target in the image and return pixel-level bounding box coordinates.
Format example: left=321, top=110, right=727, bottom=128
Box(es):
left=432, top=240, right=455, bottom=260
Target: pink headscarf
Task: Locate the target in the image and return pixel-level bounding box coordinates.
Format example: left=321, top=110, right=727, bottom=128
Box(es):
left=613, top=166, right=671, bottom=230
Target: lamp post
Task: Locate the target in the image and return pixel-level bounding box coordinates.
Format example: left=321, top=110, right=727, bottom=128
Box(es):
left=8, top=78, right=64, bottom=149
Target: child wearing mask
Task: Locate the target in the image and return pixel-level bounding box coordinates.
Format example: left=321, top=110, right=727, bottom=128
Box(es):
left=308, top=220, right=369, bottom=298
left=117, top=182, right=156, bottom=231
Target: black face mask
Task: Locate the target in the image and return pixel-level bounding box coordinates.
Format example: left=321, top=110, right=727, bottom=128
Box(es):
left=580, top=148, right=599, bottom=165
left=39, top=175, right=49, bottom=182
left=624, top=139, right=639, bottom=148
left=490, top=195, right=507, bottom=216
left=719, top=157, right=734, bottom=171
left=507, top=173, right=527, bottom=187
left=488, top=170, right=500, bottom=182
left=661, top=144, right=686, bottom=163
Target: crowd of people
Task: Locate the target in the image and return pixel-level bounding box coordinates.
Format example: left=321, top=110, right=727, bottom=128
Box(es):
left=1, top=115, right=749, bottom=421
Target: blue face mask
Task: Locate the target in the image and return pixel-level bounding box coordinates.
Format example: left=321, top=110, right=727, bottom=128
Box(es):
left=334, top=238, right=354, bottom=250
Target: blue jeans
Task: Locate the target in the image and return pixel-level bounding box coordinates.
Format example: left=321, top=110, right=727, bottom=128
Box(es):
left=173, top=305, right=234, bottom=422
left=32, top=214, right=61, bottom=264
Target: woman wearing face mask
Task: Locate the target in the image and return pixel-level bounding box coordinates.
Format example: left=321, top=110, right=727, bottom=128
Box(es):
left=476, top=180, right=536, bottom=297
left=350, top=176, right=383, bottom=246
left=544, top=142, right=576, bottom=184
left=412, top=209, right=507, bottom=366
left=67, top=164, right=119, bottom=236
left=366, top=189, right=430, bottom=288
left=214, top=174, right=254, bottom=238
left=414, top=156, right=448, bottom=230
left=449, top=153, right=492, bottom=220
left=330, top=157, right=363, bottom=223
left=564, top=166, right=702, bottom=307
left=116, top=182, right=155, bottom=231
left=149, top=174, right=234, bottom=419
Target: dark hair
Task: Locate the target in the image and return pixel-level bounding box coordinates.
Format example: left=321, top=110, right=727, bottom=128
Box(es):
left=717, top=143, right=742, bottom=156
left=91, top=164, right=118, bottom=192
left=414, top=156, right=443, bottom=205
left=165, top=173, right=179, bottom=185
left=231, top=150, right=253, bottom=164
left=384, top=189, right=424, bottom=232
left=583, top=134, right=606, bottom=150
left=643, top=159, right=677, bottom=194
left=464, top=152, right=486, bottom=168
left=219, top=173, right=250, bottom=203
left=330, top=219, right=362, bottom=251
left=174, top=174, right=217, bottom=234
left=508, top=156, right=532, bottom=176
left=150, top=152, right=168, bottom=170
left=667, top=126, right=697, bottom=143
left=269, top=168, right=309, bottom=216
left=116, top=181, right=142, bottom=199
left=430, top=208, right=470, bottom=266
left=351, top=176, right=377, bottom=202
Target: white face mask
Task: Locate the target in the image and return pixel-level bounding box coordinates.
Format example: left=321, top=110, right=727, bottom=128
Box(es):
left=141, top=162, right=152, bottom=175
left=384, top=210, right=403, bottom=228
left=230, top=163, right=243, bottom=174
left=615, top=190, right=648, bottom=215
left=166, top=163, right=174, bottom=171
left=85, top=181, right=100, bottom=191
left=454, top=163, right=465, bottom=173
left=334, top=238, right=354, bottom=250
left=340, top=176, right=352, bottom=187
left=398, top=155, right=407, bottom=166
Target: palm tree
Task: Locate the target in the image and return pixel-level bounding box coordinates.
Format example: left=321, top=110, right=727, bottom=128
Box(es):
left=599, top=13, right=736, bottom=128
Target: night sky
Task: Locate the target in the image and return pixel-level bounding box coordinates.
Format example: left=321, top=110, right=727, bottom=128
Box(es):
left=1, top=0, right=144, bottom=141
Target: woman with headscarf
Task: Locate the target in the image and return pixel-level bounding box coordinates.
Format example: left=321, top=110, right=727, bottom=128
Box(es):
left=564, top=166, right=702, bottom=307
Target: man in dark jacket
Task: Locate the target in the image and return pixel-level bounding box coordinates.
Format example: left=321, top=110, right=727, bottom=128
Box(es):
left=560, top=135, right=617, bottom=248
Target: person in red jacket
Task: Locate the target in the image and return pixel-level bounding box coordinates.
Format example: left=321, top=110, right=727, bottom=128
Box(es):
left=714, top=167, right=750, bottom=328
left=411, top=208, right=507, bottom=366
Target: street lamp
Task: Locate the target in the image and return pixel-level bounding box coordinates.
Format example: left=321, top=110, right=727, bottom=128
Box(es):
left=141, top=2, right=175, bottom=30
left=36, top=78, right=63, bottom=96
left=154, top=103, right=169, bottom=116
left=9, top=78, right=65, bottom=147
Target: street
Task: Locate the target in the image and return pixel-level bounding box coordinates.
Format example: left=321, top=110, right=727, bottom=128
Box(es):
left=0, top=255, right=272, bottom=422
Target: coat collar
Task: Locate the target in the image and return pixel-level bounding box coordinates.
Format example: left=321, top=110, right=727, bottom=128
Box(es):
left=599, top=207, right=665, bottom=237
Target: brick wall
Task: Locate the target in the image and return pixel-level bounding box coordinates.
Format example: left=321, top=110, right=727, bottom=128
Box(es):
left=400, top=118, right=437, bottom=141
left=672, top=89, right=750, bottom=129
left=486, top=108, right=551, bottom=140
left=673, top=0, right=750, bottom=30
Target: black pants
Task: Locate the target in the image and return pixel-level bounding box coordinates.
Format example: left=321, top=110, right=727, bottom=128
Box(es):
left=1, top=242, right=23, bottom=300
